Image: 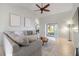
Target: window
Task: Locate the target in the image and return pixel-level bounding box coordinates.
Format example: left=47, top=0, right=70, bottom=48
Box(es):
left=46, top=23, right=57, bottom=37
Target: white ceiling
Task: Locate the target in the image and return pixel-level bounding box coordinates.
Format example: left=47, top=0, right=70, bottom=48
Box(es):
left=20, top=3, right=74, bottom=17
left=3, top=3, right=78, bottom=17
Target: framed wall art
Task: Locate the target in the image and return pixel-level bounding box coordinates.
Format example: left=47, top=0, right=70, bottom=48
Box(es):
left=10, top=14, right=21, bottom=27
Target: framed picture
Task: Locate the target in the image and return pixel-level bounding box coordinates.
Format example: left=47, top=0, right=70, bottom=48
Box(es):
left=46, top=23, right=57, bottom=37
left=10, top=14, right=21, bottom=26
left=24, top=17, right=31, bottom=27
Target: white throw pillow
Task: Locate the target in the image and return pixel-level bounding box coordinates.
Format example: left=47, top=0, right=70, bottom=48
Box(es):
left=14, top=31, right=24, bottom=36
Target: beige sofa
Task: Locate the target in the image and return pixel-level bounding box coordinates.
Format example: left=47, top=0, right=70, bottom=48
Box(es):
left=3, top=31, right=42, bottom=56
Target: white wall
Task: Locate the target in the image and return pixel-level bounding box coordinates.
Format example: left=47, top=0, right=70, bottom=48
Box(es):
left=0, top=4, right=36, bottom=46
left=39, top=10, right=74, bottom=40
left=0, top=4, right=36, bottom=32
left=72, top=7, right=79, bottom=48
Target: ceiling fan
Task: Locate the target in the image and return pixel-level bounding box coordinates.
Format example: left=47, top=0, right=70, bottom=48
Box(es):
left=35, top=3, right=50, bottom=14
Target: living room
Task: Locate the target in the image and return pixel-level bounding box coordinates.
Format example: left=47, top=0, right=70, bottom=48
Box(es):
left=0, top=3, right=79, bottom=56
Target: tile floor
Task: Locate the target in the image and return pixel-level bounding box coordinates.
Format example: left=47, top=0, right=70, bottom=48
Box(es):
left=42, top=39, right=75, bottom=56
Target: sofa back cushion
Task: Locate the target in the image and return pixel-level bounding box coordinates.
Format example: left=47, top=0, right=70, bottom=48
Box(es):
left=4, top=31, right=27, bottom=45
left=23, top=30, right=36, bottom=35
left=4, top=31, right=37, bottom=46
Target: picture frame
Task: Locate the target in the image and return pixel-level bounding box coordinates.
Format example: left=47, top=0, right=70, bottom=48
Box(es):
left=24, top=17, right=30, bottom=27
left=10, top=13, right=21, bottom=27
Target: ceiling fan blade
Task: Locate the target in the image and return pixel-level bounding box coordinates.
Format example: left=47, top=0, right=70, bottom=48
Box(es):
left=34, top=9, right=40, bottom=11
left=36, top=4, right=41, bottom=8
left=43, top=4, right=50, bottom=9
left=44, top=9, right=50, bottom=12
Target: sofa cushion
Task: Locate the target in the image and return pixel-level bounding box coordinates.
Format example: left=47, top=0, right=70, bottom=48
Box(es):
left=23, top=30, right=36, bottom=35
left=4, top=31, right=28, bottom=46
left=14, top=31, right=24, bottom=36
left=4, top=31, right=37, bottom=46
left=26, top=35, right=37, bottom=43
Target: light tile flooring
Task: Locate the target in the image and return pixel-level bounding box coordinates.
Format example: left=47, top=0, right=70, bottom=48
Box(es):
left=0, top=47, right=4, bottom=56
left=42, top=39, right=75, bottom=56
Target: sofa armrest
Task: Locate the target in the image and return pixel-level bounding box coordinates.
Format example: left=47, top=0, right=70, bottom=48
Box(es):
left=3, top=34, right=19, bottom=56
